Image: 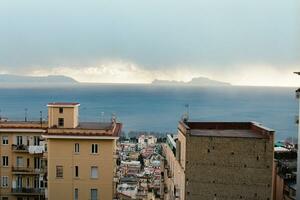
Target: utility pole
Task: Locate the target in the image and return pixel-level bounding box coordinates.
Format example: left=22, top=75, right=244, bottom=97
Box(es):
left=294, top=72, right=300, bottom=199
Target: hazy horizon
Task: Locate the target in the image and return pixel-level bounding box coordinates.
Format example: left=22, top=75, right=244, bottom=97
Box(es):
left=0, top=0, right=299, bottom=86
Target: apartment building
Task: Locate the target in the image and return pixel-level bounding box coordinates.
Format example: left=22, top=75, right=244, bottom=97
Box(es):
left=0, top=122, right=48, bottom=200
left=0, top=102, right=121, bottom=200
left=162, top=120, right=274, bottom=200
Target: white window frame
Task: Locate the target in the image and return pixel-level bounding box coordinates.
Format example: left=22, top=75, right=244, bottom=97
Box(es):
left=33, top=136, right=40, bottom=146
left=1, top=176, right=8, bottom=188
left=16, top=156, right=24, bottom=167
left=75, top=166, right=79, bottom=178
left=91, top=166, right=98, bottom=179
left=56, top=165, right=63, bottom=178
left=16, top=136, right=22, bottom=145
left=74, top=188, right=79, bottom=200
left=74, top=143, right=80, bottom=153
left=91, top=188, right=98, bottom=200
left=91, top=144, right=98, bottom=154
left=2, top=136, right=8, bottom=145
left=2, top=156, right=8, bottom=167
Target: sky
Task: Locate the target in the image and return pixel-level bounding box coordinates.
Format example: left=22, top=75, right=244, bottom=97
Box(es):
left=0, top=0, right=299, bottom=86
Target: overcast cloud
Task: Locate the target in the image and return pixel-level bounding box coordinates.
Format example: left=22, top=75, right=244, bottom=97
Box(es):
left=0, top=0, right=299, bottom=86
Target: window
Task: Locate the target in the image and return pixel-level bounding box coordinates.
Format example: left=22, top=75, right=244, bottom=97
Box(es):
left=34, top=136, right=40, bottom=146
left=16, top=176, right=22, bottom=188
left=74, top=143, right=80, bottom=153
left=34, top=157, right=40, bottom=169
left=16, top=157, right=23, bottom=167
left=56, top=166, right=63, bottom=178
left=75, top=166, right=79, bottom=178
left=2, top=136, right=8, bottom=145
left=92, top=144, right=98, bottom=154
left=16, top=136, right=22, bottom=145
left=2, top=156, right=8, bottom=166
left=91, top=189, right=98, bottom=200
left=1, top=176, right=8, bottom=187
left=74, top=188, right=79, bottom=200
left=91, top=166, right=98, bottom=179
left=59, top=107, right=64, bottom=114
left=26, top=177, right=30, bottom=188
left=34, top=177, right=39, bottom=188
left=58, top=118, right=64, bottom=127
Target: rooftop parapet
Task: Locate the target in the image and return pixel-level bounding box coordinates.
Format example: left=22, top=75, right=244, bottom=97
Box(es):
left=44, top=122, right=122, bottom=138
left=178, top=121, right=274, bottom=139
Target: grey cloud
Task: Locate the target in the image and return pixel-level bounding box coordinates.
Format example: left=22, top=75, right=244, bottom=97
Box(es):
left=0, top=0, right=299, bottom=71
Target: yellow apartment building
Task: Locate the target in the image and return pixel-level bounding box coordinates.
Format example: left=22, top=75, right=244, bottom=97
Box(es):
left=0, top=102, right=121, bottom=200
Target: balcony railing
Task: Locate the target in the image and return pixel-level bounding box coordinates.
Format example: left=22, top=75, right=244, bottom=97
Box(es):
left=12, top=144, right=28, bottom=152
left=11, top=188, right=44, bottom=195
left=12, top=166, right=46, bottom=174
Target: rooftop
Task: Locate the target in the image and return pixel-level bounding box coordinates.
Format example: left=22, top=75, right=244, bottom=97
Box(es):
left=179, top=121, right=274, bottom=139
left=0, top=121, right=48, bottom=129
left=47, top=102, right=80, bottom=107
left=45, top=122, right=122, bottom=137
left=0, top=121, right=122, bottom=137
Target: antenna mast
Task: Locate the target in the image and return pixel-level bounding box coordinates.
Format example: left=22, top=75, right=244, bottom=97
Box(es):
left=24, top=108, right=28, bottom=122
left=101, top=112, right=105, bottom=122
left=40, top=111, right=43, bottom=127
left=183, top=104, right=190, bottom=121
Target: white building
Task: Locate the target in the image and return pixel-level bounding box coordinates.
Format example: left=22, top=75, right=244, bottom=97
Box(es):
left=117, top=183, right=138, bottom=199
left=138, top=135, right=157, bottom=149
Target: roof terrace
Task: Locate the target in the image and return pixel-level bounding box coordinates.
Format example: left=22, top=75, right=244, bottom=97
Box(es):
left=179, top=121, right=274, bottom=139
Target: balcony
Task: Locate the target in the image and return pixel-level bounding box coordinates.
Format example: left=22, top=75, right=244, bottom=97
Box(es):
left=12, top=166, right=46, bottom=175
left=11, top=188, right=45, bottom=196
left=12, top=144, right=28, bottom=152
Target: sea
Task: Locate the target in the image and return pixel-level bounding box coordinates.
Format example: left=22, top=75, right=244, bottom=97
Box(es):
left=0, top=84, right=298, bottom=141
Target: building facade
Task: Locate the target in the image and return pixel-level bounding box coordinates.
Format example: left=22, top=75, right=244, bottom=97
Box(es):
left=163, top=121, right=274, bottom=200
left=0, top=102, right=121, bottom=200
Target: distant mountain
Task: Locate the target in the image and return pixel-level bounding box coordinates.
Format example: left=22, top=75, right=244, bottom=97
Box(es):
left=0, top=74, right=78, bottom=86
left=152, top=77, right=231, bottom=86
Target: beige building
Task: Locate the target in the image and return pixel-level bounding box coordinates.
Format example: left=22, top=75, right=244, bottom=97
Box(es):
left=0, top=102, right=121, bottom=200
left=162, top=121, right=274, bottom=200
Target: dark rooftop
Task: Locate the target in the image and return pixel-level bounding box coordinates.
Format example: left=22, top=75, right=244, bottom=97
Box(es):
left=179, top=121, right=274, bottom=139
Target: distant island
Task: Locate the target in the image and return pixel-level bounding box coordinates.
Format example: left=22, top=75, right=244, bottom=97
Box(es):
left=152, top=77, right=231, bottom=86
left=0, top=74, right=78, bottom=87
left=0, top=74, right=231, bottom=87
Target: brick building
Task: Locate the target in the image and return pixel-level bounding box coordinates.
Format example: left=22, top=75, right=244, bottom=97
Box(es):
left=163, top=120, right=274, bottom=200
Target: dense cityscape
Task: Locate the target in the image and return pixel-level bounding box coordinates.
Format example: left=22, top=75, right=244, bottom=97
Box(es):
left=0, top=97, right=298, bottom=200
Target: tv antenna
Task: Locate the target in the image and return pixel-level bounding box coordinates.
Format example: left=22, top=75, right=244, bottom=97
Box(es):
left=24, top=108, right=28, bottom=122
left=101, top=112, right=105, bottom=122
left=182, top=104, right=190, bottom=121
left=40, top=111, right=43, bottom=127
left=111, top=113, right=117, bottom=123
